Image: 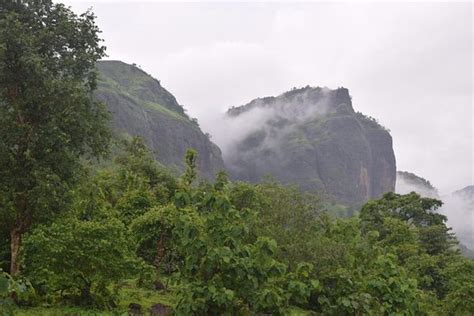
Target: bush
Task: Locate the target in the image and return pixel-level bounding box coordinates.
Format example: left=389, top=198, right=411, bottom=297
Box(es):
left=22, top=217, right=141, bottom=308
left=0, top=270, right=36, bottom=314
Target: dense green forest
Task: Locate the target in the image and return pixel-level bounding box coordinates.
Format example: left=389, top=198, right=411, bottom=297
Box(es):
left=1, top=1, right=473, bottom=315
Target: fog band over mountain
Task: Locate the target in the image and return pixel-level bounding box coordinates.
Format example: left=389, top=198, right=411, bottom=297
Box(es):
left=213, top=87, right=334, bottom=158
left=396, top=172, right=474, bottom=249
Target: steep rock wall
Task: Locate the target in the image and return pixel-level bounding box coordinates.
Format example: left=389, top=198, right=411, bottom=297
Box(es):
left=225, top=86, right=396, bottom=207
left=95, top=60, right=224, bottom=179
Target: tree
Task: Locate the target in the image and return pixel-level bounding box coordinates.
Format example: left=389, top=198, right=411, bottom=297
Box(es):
left=21, top=217, right=140, bottom=308
left=90, top=137, right=177, bottom=212
left=130, top=205, right=178, bottom=271
left=0, top=0, right=108, bottom=275
left=441, top=257, right=474, bottom=315
left=0, top=269, right=35, bottom=313
left=251, top=182, right=324, bottom=269
left=132, top=158, right=309, bottom=314
left=359, top=192, right=467, bottom=303
left=171, top=184, right=291, bottom=314
left=359, top=192, right=456, bottom=255
left=181, top=148, right=198, bottom=187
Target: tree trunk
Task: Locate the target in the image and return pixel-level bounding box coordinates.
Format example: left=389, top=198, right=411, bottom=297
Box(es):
left=155, top=232, right=167, bottom=269
left=153, top=232, right=168, bottom=291
left=10, top=228, right=21, bottom=276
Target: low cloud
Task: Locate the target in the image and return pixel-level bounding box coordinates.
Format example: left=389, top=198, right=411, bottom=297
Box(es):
left=438, top=193, right=474, bottom=249
left=213, top=87, right=335, bottom=158
left=63, top=1, right=472, bottom=196
left=396, top=174, right=473, bottom=249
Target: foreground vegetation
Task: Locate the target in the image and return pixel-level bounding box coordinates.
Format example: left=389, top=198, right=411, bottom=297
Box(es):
left=1, top=138, right=473, bottom=315
left=1, top=1, right=473, bottom=315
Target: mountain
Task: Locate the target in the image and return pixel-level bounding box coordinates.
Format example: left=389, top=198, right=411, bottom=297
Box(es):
left=450, top=185, right=474, bottom=256
left=223, top=86, right=396, bottom=207
left=94, top=60, right=224, bottom=179
left=396, top=171, right=440, bottom=198
left=453, top=185, right=474, bottom=205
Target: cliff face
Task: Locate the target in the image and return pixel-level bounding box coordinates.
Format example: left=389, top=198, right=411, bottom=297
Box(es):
left=95, top=60, right=224, bottom=179
left=224, top=86, right=396, bottom=207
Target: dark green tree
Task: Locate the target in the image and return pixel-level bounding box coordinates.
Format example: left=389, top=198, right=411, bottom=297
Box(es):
left=0, top=0, right=108, bottom=275
left=181, top=148, right=198, bottom=187
left=360, top=192, right=456, bottom=255
left=22, top=217, right=140, bottom=308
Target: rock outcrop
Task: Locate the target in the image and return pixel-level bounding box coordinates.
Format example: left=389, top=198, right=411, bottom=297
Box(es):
left=95, top=60, right=224, bottom=179
left=224, top=86, right=396, bottom=207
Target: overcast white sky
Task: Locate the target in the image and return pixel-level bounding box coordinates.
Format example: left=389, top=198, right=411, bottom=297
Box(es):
left=62, top=0, right=473, bottom=193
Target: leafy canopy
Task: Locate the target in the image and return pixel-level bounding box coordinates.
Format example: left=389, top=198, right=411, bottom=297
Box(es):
left=0, top=0, right=109, bottom=274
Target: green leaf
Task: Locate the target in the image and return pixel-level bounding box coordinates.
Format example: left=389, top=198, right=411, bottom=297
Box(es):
left=0, top=274, right=9, bottom=295
left=341, top=298, right=351, bottom=307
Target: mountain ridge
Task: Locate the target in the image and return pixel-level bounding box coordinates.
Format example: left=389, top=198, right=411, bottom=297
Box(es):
left=94, top=60, right=225, bottom=179
left=94, top=62, right=398, bottom=208
left=223, top=86, right=396, bottom=208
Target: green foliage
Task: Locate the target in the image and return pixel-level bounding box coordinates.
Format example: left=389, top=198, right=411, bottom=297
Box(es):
left=359, top=192, right=467, bottom=303
left=114, top=137, right=177, bottom=202
left=0, top=22, right=471, bottom=312
left=21, top=217, right=141, bottom=308
left=252, top=182, right=324, bottom=269
left=227, top=181, right=327, bottom=271
left=286, top=263, right=321, bottom=307
left=360, top=192, right=455, bottom=255
left=5, top=2, right=472, bottom=316
left=130, top=205, right=179, bottom=269
left=3, top=135, right=472, bottom=315
left=84, top=137, right=176, bottom=223
left=292, top=217, right=422, bottom=315
left=0, top=0, right=109, bottom=275
left=0, top=229, right=9, bottom=272
left=7, top=151, right=474, bottom=315
left=440, top=257, right=474, bottom=315
left=181, top=148, right=198, bottom=188
left=133, top=174, right=303, bottom=314
left=96, top=60, right=187, bottom=118
left=1, top=270, right=36, bottom=315
left=115, top=189, right=156, bottom=225
left=10, top=279, right=175, bottom=315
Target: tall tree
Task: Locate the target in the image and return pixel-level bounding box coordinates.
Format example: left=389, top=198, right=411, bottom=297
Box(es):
left=0, top=0, right=109, bottom=275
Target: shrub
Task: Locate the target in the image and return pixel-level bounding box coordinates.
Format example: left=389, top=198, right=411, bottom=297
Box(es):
left=22, top=218, right=141, bottom=308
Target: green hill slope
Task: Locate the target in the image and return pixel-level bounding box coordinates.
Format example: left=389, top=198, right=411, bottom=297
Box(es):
left=95, top=60, right=224, bottom=179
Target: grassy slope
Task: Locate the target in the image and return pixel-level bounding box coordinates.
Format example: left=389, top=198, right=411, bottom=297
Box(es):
left=96, top=60, right=200, bottom=128
left=97, top=74, right=191, bottom=125
left=94, top=60, right=225, bottom=180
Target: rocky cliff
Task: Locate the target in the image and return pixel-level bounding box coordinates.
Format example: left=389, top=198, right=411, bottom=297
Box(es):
left=224, top=86, right=396, bottom=207
left=95, top=60, right=224, bottom=179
